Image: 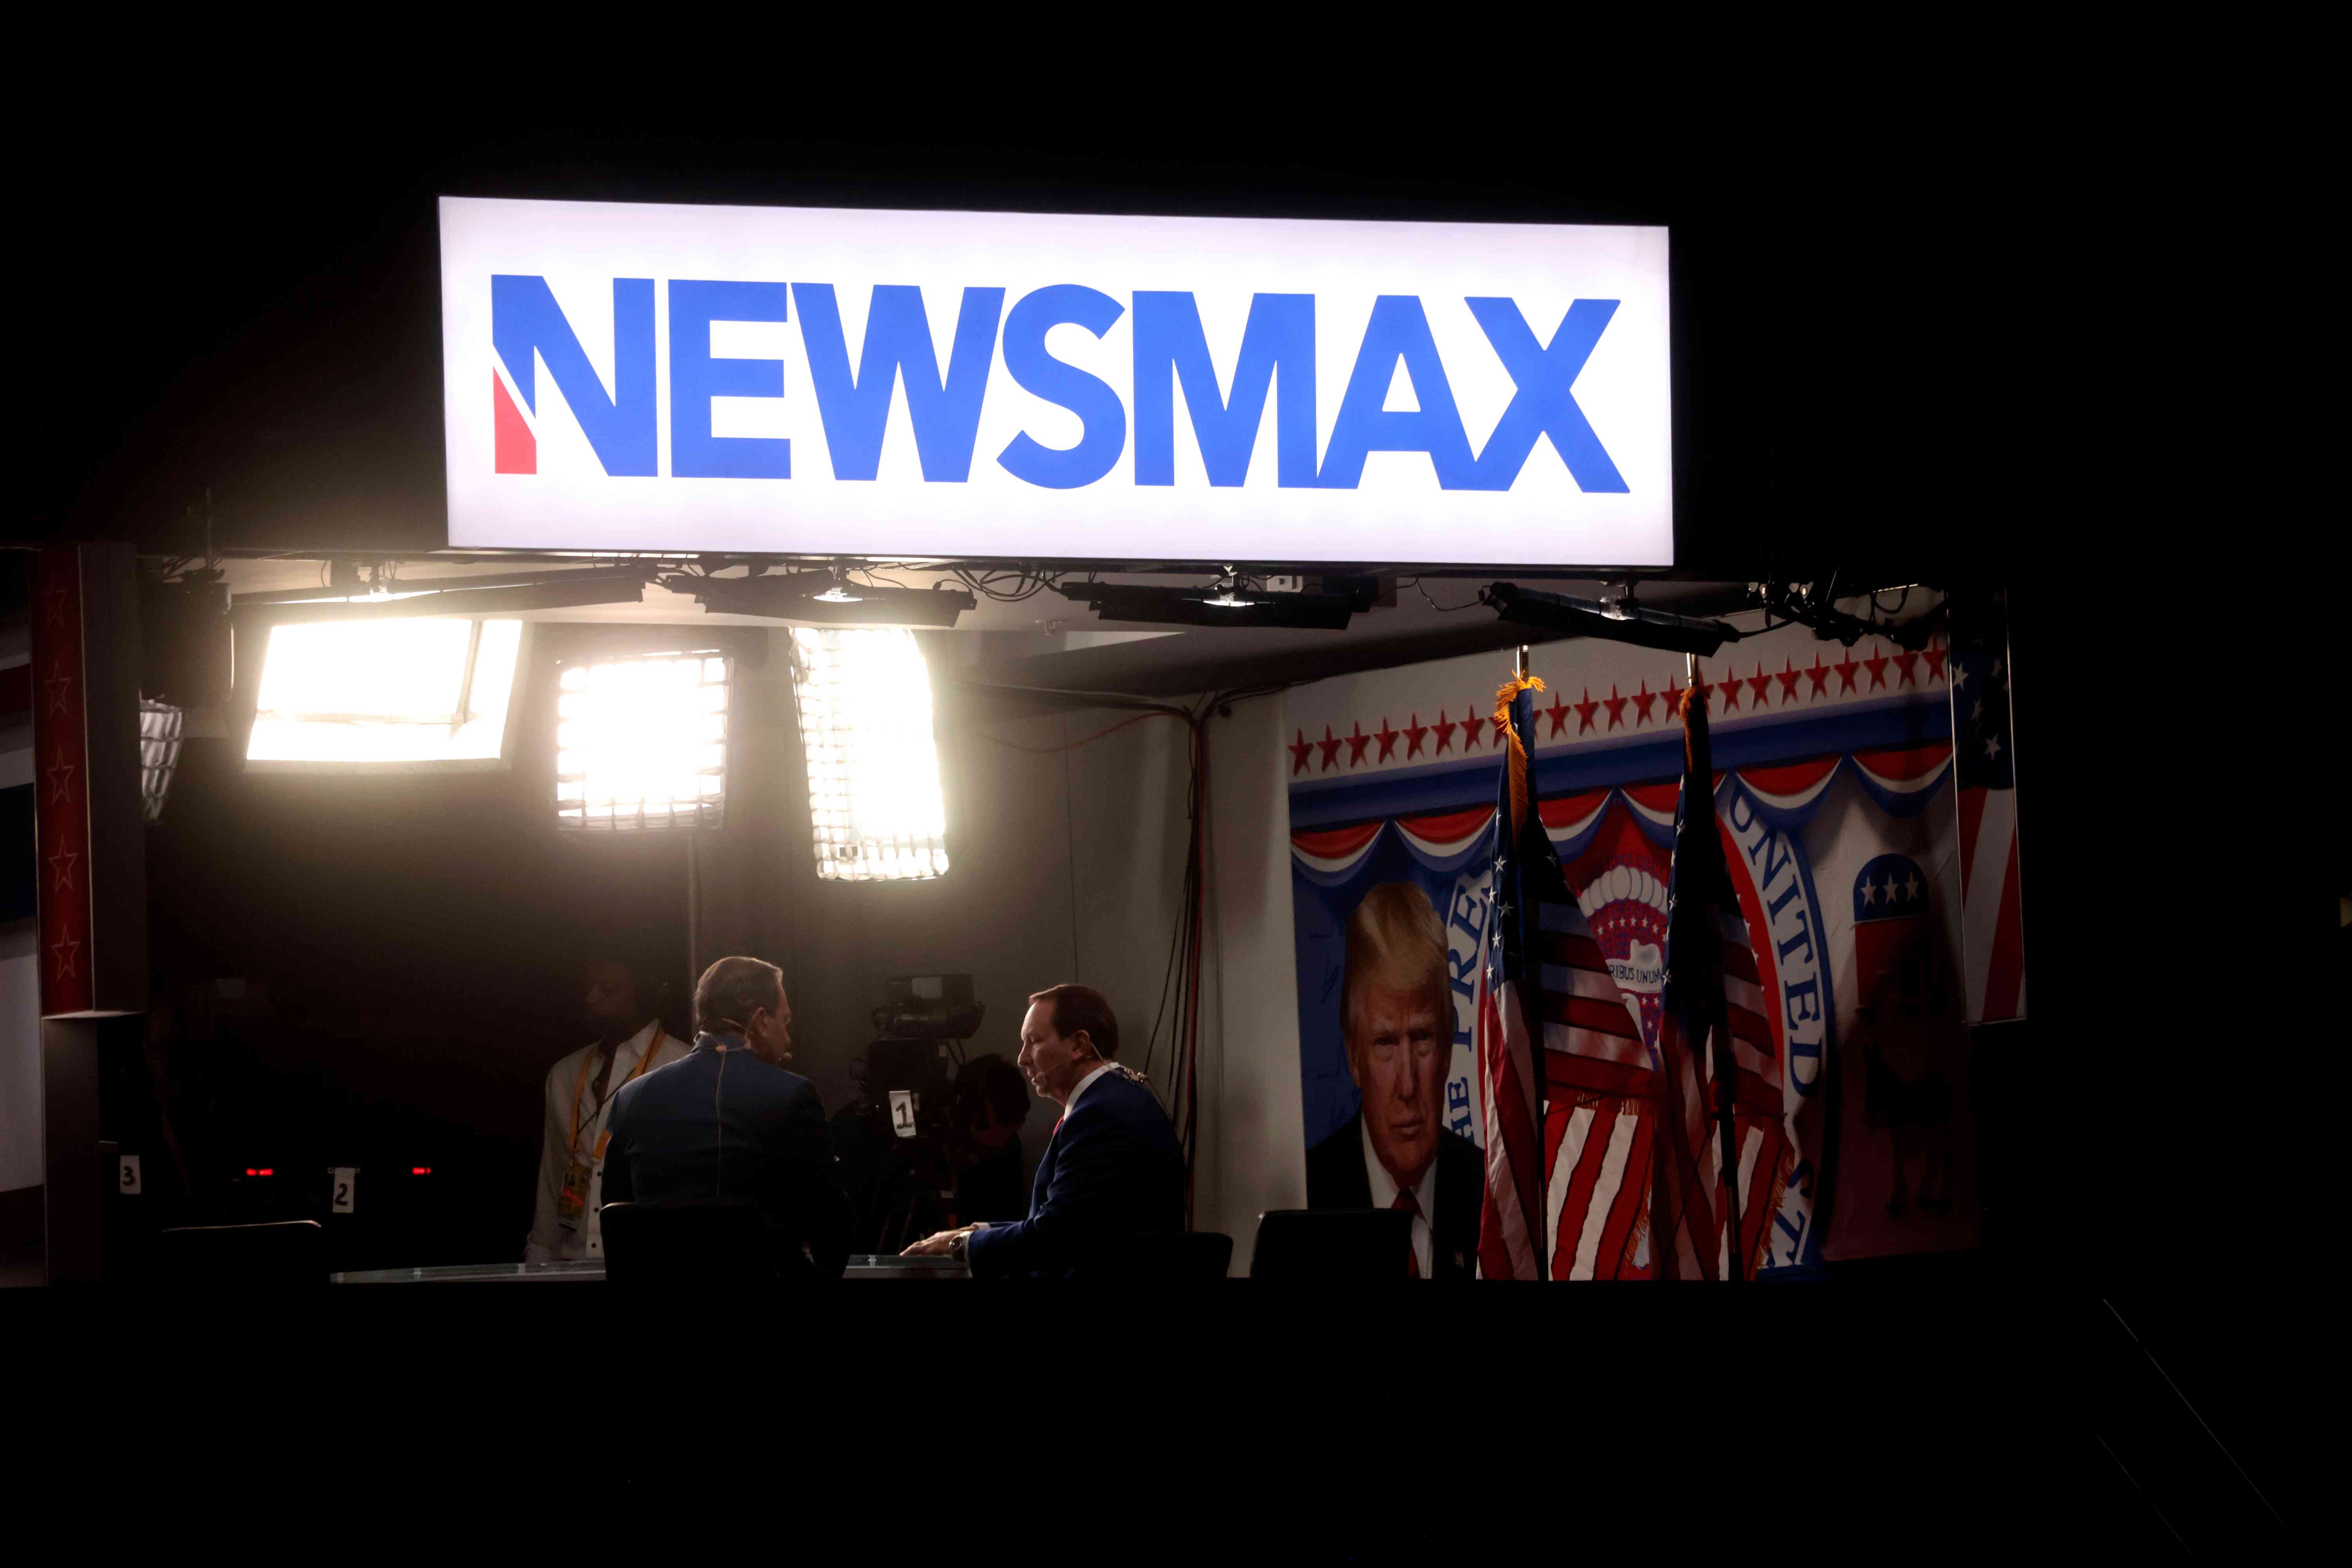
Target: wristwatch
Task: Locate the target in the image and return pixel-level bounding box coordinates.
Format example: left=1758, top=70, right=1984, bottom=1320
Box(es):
left=949, top=1230, right=970, bottom=1268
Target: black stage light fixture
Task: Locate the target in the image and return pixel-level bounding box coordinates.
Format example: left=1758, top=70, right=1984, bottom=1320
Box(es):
left=1756, top=584, right=1944, bottom=650
left=233, top=569, right=650, bottom=622
left=1482, top=581, right=1740, bottom=656
left=667, top=570, right=976, bottom=628
left=1060, top=576, right=1374, bottom=631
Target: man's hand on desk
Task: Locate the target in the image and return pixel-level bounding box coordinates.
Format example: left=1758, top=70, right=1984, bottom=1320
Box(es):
left=902, top=1226, right=979, bottom=1258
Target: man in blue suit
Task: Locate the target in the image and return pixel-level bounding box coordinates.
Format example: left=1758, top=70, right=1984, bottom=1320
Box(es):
left=602, top=956, right=847, bottom=1276
left=903, top=984, right=1181, bottom=1278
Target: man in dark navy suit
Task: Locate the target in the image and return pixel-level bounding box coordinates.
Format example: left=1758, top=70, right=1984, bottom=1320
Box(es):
left=902, top=984, right=1181, bottom=1278
left=602, top=956, right=847, bottom=1276
left=1304, top=883, right=1481, bottom=1279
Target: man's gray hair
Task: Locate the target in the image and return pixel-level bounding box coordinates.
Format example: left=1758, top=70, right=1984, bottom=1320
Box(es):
left=694, top=956, right=784, bottom=1036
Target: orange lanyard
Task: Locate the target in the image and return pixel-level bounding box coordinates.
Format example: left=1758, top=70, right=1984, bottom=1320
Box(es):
left=569, top=1028, right=666, bottom=1159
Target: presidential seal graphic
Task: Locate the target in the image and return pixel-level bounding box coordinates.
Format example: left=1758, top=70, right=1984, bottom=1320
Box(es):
left=1570, top=849, right=1673, bottom=1054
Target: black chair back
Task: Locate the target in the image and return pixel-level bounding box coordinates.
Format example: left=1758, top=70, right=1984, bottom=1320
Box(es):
left=1249, top=1209, right=1414, bottom=1281
left=599, top=1201, right=790, bottom=1283
left=156, top=1221, right=326, bottom=1286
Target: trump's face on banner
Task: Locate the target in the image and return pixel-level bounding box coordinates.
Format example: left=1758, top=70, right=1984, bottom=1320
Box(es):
left=1343, top=883, right=1452, bottom=1190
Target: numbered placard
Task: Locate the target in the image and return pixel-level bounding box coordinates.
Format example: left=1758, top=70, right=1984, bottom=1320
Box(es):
left=118, top=1154, right=142, bottom=1195
left=889, top=1090, right=918, bottom=1139
left=330, top=1167, right=357, bottom=1214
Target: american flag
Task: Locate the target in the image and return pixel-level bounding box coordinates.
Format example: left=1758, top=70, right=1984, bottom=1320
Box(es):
left=1951, top=592, right=2027, bottom=1025
left=1474, top=675, right=1653, bottom=1279
left=1651, top=678, right=1789, bottom=1281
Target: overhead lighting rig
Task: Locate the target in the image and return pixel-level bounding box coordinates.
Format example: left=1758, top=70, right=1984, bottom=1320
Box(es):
left=1060, top=573, right=1375, bottom=631
left=1481, top=581, right=1741, bottom=656
left=232, top=565, right=653, bottom=622
left=664, top=568, right=976, bottom=628
left=1752, top=581, right=1945, bottom=649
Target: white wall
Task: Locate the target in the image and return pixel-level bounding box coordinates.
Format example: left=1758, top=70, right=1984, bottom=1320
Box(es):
left=765, top=656, right=1301, bottom=1269
left=1193, top=692, right=1305, bottom=1266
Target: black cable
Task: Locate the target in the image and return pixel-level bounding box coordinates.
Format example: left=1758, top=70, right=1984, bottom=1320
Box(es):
left=1405, top=576, right=1482, bottom=612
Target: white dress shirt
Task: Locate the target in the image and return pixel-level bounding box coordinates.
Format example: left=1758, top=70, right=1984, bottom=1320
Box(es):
left=1360, top=1118, right=1438, bottom=1278
left=1062, top=1060, right=1117, bottom=1119
left=524, top=1020, right=688, bottom=1262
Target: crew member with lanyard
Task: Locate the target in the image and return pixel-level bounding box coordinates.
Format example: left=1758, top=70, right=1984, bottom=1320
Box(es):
left=525, top=956, right=690, bottom=1262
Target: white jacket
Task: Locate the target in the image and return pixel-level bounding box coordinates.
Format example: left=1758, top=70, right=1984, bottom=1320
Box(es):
left=524, top=1020, right=690, bottom=1261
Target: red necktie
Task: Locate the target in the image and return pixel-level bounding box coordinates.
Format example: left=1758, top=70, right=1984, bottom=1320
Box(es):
left=1393, top=1189, right=1422, bottom=1279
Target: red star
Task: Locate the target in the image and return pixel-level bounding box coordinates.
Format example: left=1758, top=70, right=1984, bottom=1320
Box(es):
left=1602, top=684, right=1628, bottom=731
left=49, top=838, right=79, bottom=893
left=1891, top=649, right=1920, bottom=686
left=1631, top=681, right=1660, bottom=726
left=1461, top=705, right=1486, bottom=750
left=1405, top=713, right=1429, bottom=759
left=1746, top=663, right=1773, bottom=708
left=1317, top=725, right=1343, bottom=771
left=1805, top=653, right=1831, bottom=698
left=51, top=933, right=81, bottom=983
left=1345, top=721, right=1371, bottom=766
left=40, top=583, right=71, bottom=627
left=1923, top=640, right=1948, bottom=683
left=45, top=751, right=77, bottom=806
left=1543, top=690, right=1572, bottom=738
left=1715, top=666, right=1741, bottom=711
left=1862, top=644, right=1890, bottom=690
left=1775, top=658, right=1802, bottom=706
left=1432, top=711, right=1458, bottom=754
left=1574, top=687, right=1601, bottom=734
left=1288, top=729, right=1313, bottom=775
left=1374, top=717, right=1401, bottom=762
left=46, top=661, right=75, bottom=717
left=1832, top=650, right=1860, bottom=693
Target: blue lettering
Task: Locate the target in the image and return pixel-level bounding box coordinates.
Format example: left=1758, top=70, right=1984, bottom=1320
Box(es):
left=1776, top=921, right=1816, bottom=969
left=668, top=280, right=791, bottom=480
left=1784, top=978, right=1822, bottom=1035
left=1726, top=787, right=1758, bottom=835
left=1448, top=886, right=1484, bottom=938
left=996, top=285, right=1127, bottom=489
left=1463, top=298, right=1627, bottom=492
left=1317, top=296, right=1479, bottom=490
left=491, top=275, right=657, bottom=476
left=1131, top=292, right=1318, bottom=487
left=792, top=283, right=1004, bottom=481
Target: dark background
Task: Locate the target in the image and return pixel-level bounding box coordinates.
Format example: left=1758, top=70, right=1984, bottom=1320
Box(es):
left=10, top=72, right=2326, bottom=1543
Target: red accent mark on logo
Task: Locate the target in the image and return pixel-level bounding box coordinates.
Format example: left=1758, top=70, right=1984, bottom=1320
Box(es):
left=494, top=371, right=536, bottom=474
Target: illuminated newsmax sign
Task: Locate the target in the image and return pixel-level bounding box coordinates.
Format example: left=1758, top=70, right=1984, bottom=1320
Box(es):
left=439, top=197, right=1671, bottom=566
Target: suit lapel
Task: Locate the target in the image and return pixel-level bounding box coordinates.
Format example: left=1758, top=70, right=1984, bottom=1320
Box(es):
left=1029, top=1124, right=1060, bottom=1217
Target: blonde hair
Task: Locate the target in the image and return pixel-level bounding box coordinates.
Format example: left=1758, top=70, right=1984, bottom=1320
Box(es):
left=1342, top=883, right=1450, bottom=1039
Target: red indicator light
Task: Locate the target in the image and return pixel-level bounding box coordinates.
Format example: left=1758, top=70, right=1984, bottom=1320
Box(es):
left=245, top=1168, right=256, bottom=1176
left=256, top=1168, right=274, bottom=1177
left=411, top=1166, right=431, bottom=1176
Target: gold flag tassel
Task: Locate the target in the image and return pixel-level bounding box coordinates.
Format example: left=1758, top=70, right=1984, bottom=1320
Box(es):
left=1492, top=673, right=1547, bottom=835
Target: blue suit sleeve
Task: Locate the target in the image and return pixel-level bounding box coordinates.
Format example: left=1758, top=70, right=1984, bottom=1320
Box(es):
left=965, top=1117, right=1135, bottom=1278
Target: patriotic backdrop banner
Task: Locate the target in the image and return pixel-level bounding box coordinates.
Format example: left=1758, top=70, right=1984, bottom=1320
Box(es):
left=1288, top=597, right=1990, bottom=1270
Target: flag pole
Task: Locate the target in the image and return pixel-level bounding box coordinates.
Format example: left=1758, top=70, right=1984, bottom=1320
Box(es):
left=1686, top=652, right=1746, bottom=1282
left=1517, top=644, right=1538, bottom=1280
